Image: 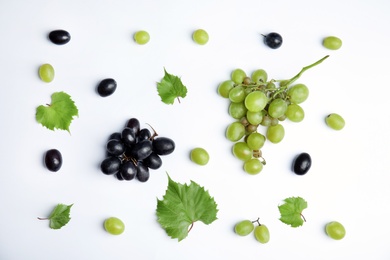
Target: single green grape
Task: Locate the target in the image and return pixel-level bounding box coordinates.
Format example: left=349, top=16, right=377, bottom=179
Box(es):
left=244, top=158, right=263, bottom=175
left=246, top=110, right=263, bottom=125
left=134, top=30, right=150, bottom=45
left=190, top=147, right=209, bottom=165
left=229, top=102, right=247, bottom=119
left=325, top=113, right=345, bottom=130
left=251, top=69, right=268, bottom=83
left=268, top=98, right=288, bottom=119
left=254, top=225, right=270, bottom=244
left=287, top=84, right=309, bottom=104
left=192, top=29, right=209, bottom=45
left=104, top=217, right=125, bottom=235
left=266, top=124, right=285, bottom=143
left=246, top=132, right=265, bottom=150
left=226, top=122, right=245, bottom=142
left=229, top=86, right=246, bottom=103
left=39, top=63, right=55, bottom=83
left=323, top=36, right=342, bottom=50
left=232, top=142, right=252, bottom=161
left=218, top=80, right=235, bottom=98
left=234, top=220, right=254, bottom=236
left=325, top=221, right=346, bottom=240
left=260, top=115, right=272, bottom=126
left=285, top=103, right=305, bottom=122
left=244, top=91, right=268, bottom=112
left=231, top=69, right=246, bottom=84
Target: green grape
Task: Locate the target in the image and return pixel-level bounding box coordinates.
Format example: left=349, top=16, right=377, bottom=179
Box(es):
left=234, top=220, right=254, bottom=236
left=192, top=29, right=209, bottom=45
left=325, top=221, right=346, bottom=240
left=229, top=102, right=247, bottom=119
left=244, top=91, right=268, bottom=112
left=323, top=36, right=342, bottom=50
left=260, top=115, right=272, bottom=126
left=246, top=132, right=265, bottom=150
left=226, top=122, right=245, bottom=142
left=268, top=98, right=288, bottom=119
left=134, top=30, right=150, bottom=45
left=218, top=80, right=235, bottom=98
left=254, top=225, right=270, bottom=244
left=266, top=124, right=285, bottom=143
left=251, top=69, right=268, bottom=83
left=232, top=142, right=252, bottom=161
left=285, top=103, right=305, bottom=122
left=229, top=86, right=246, bottom=103
left=231, top=69, right=246, bottom=84
left=244, top=158, right=263, bottom=175
left=325, top=113, right=345, bottom=130
left=190, top=147, right=209, bottom=165
left=39, top=63, right=55, bottom=83
left=287, top=84, right=309, bottom=104
left=104, top=217, right=125, bottom=235
left=246, top=110, right=263, bottom=125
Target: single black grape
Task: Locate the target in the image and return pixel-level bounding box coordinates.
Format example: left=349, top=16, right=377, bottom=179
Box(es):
left=121, top=127, right=137, bottom=146
left=144, top=152, right=162, bottom=170
left=48, top=30, right=71, bottom=45
left=108, top=132, right=122, bottom=141
left=136, top=162, right=150, bottom=182
left=127, top=140, right=153, bottom=160
left=292, top=152, right=312, bottom=175
left=106, top=139, right=125, bottom=156
left=263, top=32, right=283, bottom=49
left=44, top=149, right=62, bottom=172
left=126, top=118, right=140, bottom=135
left=137, top=128, right=151, bottom=141
left=100, top=156, right=121, bottom=175
left=152, top=137, right=175, bottom=155
left=118, top=161, right=137, bottom=181
left=115, top=172, right=124, bottom=181
left=97, top=78, right=117, bottom=97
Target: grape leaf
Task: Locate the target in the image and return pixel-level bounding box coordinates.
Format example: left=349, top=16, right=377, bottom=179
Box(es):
left=156, top=68, right=187, bottom=104
left=156, top=174, right=218, bottom=241
left=278, top=196, right=307, bottom=227
left=35, top=91, right=79, bottom=132
left=38, top=203, right=73, bottom=229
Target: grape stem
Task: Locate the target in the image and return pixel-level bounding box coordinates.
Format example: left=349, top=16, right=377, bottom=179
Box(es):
left=146, top=123, right=159, bottom=140
left=252, top=217, right=262, bottom=226
left=188, top=222, right=194, bottom=233
left=37, top=217, right=48, bottom=220
left=300, top=213, right=306, bottom=222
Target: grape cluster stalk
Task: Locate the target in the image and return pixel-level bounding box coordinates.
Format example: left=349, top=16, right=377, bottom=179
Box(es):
left=218, top=55, right=329, bottom=175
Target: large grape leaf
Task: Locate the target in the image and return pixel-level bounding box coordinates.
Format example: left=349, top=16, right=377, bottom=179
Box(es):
left=156, top=174, right=218, bottom=241
left=38, top=203, right=73, bottom=229
left=35, top=91, right=79, bottom=132
left=278, top=196, right=307, bottom=227
left=156, top=68, right=187, bottom=104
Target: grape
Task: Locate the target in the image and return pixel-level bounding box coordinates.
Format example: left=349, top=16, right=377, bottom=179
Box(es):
left=229, top=102, right=247, bottom=119
left=246, top=111, right=263, bottom=125
left=244, top=158, right=263, bottom=175
left=232, top=142, right=252, bottom=161
left=48, top=29, right=71, bottom=45
left=100, top=156, right=121, bottom=175
left=251, top=69, right=268, bottom=83
left=137, top=128, right=151, bottom=141
left=152, top=137, right=175, bottom=155
left=285, top=104, right=305, bottom=122
left=226, top=122, right=245, bottom=142
left=263, top=32, right=283, bottom=49
left=134, top=30, right=150, bottom=45
left=97, top=78, right=117, bottom=97
left=122, top=127, right=137, bottom=146
left=118, top=161, right=137, bottom=181
left=266, top=124, right=285, bottom=143
left=108, top=132, right=122, bottom=141
left=38, top=64, right=55, bottom=83
left=104, top=217, right=125, bottom=235
left=127, top=139, right=153, bottom=160
left=246, top=132, right=265, bottom=150
left=192, top=29, right=209, bottom=45
left=325, top=113, right=345, bottom=130
left=323, top=36, right=342, bottom=50
left=190, top=148, right=209, bottom=166
left=136, top=162, right=150, bottom=182
left=292, top=152, right=311, bottom=175
left=143, top=152, right=162, bottom=170
left=44, top=149, right=62, bottom=172
left=229, top=86, right=246, bottom=103
left=106, top=139, right=125, bottom=156
left=244, top=91, right=268, bottom=112
left=260, top=115, right=272, bottom=126
left=231, top=69, right=246, bottom=84
left=234, top=220, right=254, bottom=236
left=126, top=118, right=140, bottom=135
left=268, top=98, right=288, bottom=119
left=217, top=80, right=235, bottom=98
left=325, top=221, right=346, bottom=240
left=287, top=84, right=309, bottom=104
left=254, top=225, right=270, bottom=243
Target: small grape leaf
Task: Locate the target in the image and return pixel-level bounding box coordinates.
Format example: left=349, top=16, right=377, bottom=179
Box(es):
left=156, top=68, right=187, bottom=104
left=35, top=91, right=79, bottom=132
left=278, top=196, right=307, bottom=227
left=38, top=203, right=73, bottom=229
left=156, top=174, right=218, bottom=241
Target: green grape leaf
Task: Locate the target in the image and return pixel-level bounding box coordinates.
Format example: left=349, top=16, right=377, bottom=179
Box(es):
left=278, top=196, right=307, bottom=227
left=156, top=174, right=218, bottom=241
left=35, top=91, right=79, bottom=132
left=156, top=68, right=188, bottom=104
left=38, top=203, right=73, bottom=229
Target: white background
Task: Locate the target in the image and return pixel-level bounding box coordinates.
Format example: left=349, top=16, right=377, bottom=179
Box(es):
left=1, top=0, right=390, bottom=259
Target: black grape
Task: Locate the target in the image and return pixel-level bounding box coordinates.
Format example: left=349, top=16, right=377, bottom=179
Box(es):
left=108, top=132, right=122, bottom=141
left=97, top=78, right=117, bottom=97
left=136, top=162, right=150, bottom=182
left=100, top=156, right=121, bottom=175
left=127, top=140, right=153, bottom=160
left=137, top=128, right=151, bottom=141
left=144, top=152, right=162, bottom=170
left=126, top=118, right=140, bottom=135
left=106, top=139, right=125, bottom=156
left=121, top=127, right=137, bottom=146
left=118, top=161, right=137, bottom=181
left=152, top=137, right=175, bottom=155
left=48, top=29, right=71, bottom=45
left=263, top=32, right=283, bottom=49
left=292, top=152, right=312, bottom=175
left=44, top=149, right=62, bottom=172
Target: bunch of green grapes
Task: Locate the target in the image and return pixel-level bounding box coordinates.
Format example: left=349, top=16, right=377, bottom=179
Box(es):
left=218, top=56, right=329, bottom=175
